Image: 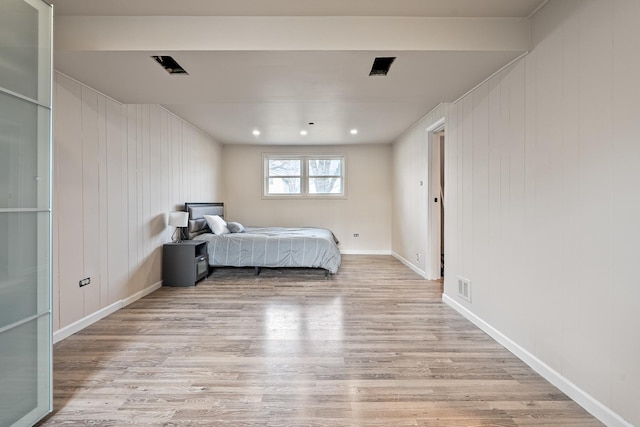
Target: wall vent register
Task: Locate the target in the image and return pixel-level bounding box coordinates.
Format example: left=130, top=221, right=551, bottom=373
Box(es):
left=457, top=276, right=471, bottom=302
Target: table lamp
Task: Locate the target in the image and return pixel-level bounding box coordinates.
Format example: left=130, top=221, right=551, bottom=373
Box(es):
left=168, top=211, right=188, bottom=243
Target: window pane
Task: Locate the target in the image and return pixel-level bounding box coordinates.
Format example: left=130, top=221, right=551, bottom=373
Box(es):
left=268, top=177, right=301, bottom=194
left=268, top=159, right=300, bottom=177
left=308, top=159, right=342, bottom=176
left=309, top=177, right=342, bottom=194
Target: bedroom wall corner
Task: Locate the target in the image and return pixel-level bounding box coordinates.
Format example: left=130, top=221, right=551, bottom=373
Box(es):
left=53, top=72, right=223, bottom=335
left=390, top=103, right=448, bottom=276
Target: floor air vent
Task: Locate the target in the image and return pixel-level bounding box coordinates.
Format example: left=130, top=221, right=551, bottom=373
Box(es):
left=457, top=276, right=471, bottom=302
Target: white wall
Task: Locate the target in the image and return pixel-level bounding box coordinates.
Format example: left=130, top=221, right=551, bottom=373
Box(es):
left=433, top=1, right=639, bottom=425
left=53, top=73, right=223, bottom=333
left=222, top=144, right=392, bottom=253
left=392, top=104, right=446, bottom=276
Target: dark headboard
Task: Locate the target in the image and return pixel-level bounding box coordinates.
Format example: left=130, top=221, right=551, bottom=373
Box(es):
left=184, top=202, right=224, bottom=240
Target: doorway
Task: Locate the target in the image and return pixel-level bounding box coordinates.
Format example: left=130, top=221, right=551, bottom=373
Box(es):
left=438, top=130, right=445, bottom=277
left=426, top=120, right=445, bottom=280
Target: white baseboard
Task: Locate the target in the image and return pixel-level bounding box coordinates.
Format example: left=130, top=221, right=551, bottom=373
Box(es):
left=53, top=281, right=163, bottom=344
left=123, top=280, right=162, bottom=307
left=391, top=252, right=428, bottom=279
left=53, top=300, right=122, bottom=344
left=340, top=250, right=392, bottom=255
left=442, top=294, right=633, bottom=427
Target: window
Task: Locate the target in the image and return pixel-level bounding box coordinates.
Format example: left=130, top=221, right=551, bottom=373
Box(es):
left=308, top=158, right=343, bottom=194
left=264, top=155, right=345, bottom=197
left=265, top=157, right=302, bottom=195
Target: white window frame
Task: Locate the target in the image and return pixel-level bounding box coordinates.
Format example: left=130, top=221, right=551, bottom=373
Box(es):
left=263, top=154, right=346, bottom=198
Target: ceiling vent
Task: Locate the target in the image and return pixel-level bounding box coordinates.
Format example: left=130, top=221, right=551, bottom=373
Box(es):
left=151, top=55, right=189, bottom=75
left=369, top=57, right=396, bottom=76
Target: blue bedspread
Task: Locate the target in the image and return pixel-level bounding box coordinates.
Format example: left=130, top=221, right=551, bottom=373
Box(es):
left=193, top=227, right=341, bottom=274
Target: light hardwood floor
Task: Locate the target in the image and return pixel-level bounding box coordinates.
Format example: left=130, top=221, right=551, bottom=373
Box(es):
left=39, top=255, right=602, bottom=426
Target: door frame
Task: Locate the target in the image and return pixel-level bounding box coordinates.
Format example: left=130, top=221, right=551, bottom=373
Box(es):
left=426, top=118, right=445, bottom=280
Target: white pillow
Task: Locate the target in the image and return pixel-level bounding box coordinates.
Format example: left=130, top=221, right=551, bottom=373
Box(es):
left=204, top=214, right=230, bottom=235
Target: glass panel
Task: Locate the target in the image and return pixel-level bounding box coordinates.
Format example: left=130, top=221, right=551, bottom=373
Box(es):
left=268, top=177, right=301, bottom=194
left=309, top=178, right=343, bottom=194
left=268, top=159, right=301, bottom=177
left=308, top=159, right=342, bottom=176
left=0, top=316, right=51, bottom=427
left=0, top=1, right=52, bottom=426
left=0, top=212, right=48, bottom=329
left=0, top=93, right=51, bottom=210
left=0, top=0, right=39, bottom=100
left=0, top=0, right=51, bottom=106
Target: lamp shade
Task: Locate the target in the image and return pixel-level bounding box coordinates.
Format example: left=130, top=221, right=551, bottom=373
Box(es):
left=168, top=211, right=188, bottom=227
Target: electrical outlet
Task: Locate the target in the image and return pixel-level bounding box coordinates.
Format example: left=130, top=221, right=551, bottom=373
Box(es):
left=79, top=277, right=90, bottom=287
left=353, top=233, right=359, bottom=238
left=416, top=253, right=420, bottom=262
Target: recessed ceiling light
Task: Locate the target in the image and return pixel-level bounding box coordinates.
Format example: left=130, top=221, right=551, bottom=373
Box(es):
left=252, top=130, right=260, bottom=136
left=300, top=130, right=308, bottom=136
left=350, top=129, right=358, bottom=135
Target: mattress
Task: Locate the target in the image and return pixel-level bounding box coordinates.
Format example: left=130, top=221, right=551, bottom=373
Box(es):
left=193, top=226, right=341, bottom=274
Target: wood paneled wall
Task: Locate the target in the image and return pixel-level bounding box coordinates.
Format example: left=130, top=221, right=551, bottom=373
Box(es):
left=439, top=1, right=639, bottom=425
left=53, top=73, right=223, bottom=333
left=391, top=104, right=447, bottom=275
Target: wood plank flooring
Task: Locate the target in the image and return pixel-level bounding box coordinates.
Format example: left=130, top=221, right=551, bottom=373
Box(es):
left=39, top=255, right=602, bottom=426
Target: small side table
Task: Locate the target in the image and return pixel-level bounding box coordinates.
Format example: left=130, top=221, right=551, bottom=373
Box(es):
left=162, top=241, right=208, bottom=286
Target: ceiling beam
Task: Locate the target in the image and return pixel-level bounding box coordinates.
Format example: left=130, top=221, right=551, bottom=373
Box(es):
left=55, top=16, right=529, bottom=53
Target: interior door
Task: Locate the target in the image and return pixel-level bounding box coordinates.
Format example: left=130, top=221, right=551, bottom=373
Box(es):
left=0, top=1, right=53, bottom=425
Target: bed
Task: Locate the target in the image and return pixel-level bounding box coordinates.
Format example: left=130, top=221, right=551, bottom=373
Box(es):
left=183, top=202, right=342, bottom=275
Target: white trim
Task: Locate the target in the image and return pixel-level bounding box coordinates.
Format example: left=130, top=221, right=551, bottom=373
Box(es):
left=53, top=300, right=121, bottom=344
left=340, top=249, right=392, bottom=255
left=442, top=294, right=634, bottom=427
left=527, top=0, right=551, bottom=19
left=453, top=51, right=529, bottom=105
left=393, top=103, right=447, bottom=145
left=53, top=281, right=162, bottom=344
left=392, top=252, right=428, bottom=279
left=426, top=117, right=445, bottom=133
left=123, top=281, right=162, bottom=307
left=425, top=125, right=444, bottom=280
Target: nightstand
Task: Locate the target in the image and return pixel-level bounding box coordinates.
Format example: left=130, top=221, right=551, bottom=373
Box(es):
left=162, top=241, right=209, bottom=286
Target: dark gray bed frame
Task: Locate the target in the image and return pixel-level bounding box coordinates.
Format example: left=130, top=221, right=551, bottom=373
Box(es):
left=184, top=202, right=224, bottom=240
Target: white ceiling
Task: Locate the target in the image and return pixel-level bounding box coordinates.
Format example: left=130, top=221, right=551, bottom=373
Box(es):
left=50, top=0, right=547, bottom=145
